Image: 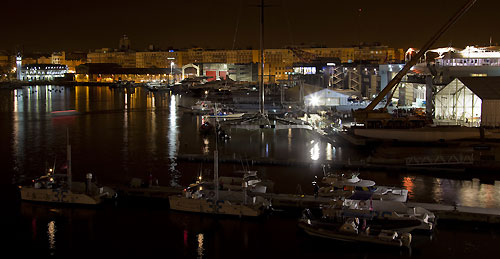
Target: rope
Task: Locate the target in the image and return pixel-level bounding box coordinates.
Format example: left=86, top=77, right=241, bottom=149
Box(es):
left=232, top=0, right=244, bottom=50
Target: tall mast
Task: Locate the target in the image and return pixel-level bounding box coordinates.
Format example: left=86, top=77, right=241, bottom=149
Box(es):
left=66, top=129, right=72, bottom=190
left=213, top=103, right=219, bottom=201
left=259, top=0, right=265, bottom=114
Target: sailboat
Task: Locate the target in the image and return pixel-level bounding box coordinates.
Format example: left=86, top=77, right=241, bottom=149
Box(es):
left=169, top=104, right=271, bottom=216
left=19, top=132, right=116, bottom=205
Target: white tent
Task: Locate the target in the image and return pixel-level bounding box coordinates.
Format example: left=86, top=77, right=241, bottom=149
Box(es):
left=304, top=88, right=352, bottom=107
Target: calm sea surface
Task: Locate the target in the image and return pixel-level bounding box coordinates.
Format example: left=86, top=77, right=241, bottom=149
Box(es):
left=1, top=85, right=499, bottom=258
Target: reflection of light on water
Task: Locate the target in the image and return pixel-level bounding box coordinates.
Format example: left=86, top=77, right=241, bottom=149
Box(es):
left=168, top=95, right=180, bottom=185
left=202, top=137, right=210, bottom=154
left=197, top=233, right=204, bottom=259
left=326, top=143, right=332, bottom=161
left=402, top=176, right=415, bottom=199
left=432, top=178, right=443, bottom=203
left=287, top=128, right=292, bottom=153
left=310, top=142, right=320, bottom=161
left=47, top=221, right=56, bottom=250
left=124, top=93, right=128, bottom=110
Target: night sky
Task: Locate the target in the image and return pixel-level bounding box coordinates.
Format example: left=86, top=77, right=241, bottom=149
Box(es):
left=1, top=0, right=496, bottom=52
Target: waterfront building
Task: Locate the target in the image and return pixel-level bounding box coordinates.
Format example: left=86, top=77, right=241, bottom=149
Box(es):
left=201, top=63, right=258, bottom=82
left=18, top=64, right=68, bottom=81
left=75, top=63, right=181, bottom=83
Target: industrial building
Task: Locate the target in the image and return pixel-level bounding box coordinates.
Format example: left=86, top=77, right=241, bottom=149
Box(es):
left=75, top=63, right=181, bottom=83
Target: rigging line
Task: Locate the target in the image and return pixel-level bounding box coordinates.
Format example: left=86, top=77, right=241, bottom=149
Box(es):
left=232, top=0, right=244, bottom=50
left=281, top=0, right=294, bottom=46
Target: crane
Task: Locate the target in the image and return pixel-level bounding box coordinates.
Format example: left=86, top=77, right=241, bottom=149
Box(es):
left=353, top=0, right=477, bottom=127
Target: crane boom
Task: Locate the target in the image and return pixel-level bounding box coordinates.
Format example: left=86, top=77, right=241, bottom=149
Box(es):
left=361, top=0, right=477, bottom=114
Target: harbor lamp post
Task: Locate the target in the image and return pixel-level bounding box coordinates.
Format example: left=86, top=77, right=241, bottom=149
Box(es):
left=170, top=61, right=174, bottom=84
left=168, top=57, right=175, bottom=85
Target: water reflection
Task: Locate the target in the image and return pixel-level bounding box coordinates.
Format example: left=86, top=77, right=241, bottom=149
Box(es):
left=168, top=94, right=180, bottom=186
left=402, top=176, right=415, bottom=199
left=197, top=233, right=204, bottom=259
left=202, top=138, right=210, bottom=155
left=310, top=141, right=320, bottom=161
left=326, top=143, right=332, bottom=161
left=47, top=221, right=56, bottom=251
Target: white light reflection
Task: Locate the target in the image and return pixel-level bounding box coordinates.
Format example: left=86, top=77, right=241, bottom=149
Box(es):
left=310, top=142, right=320, bottom=161
left=47, top=221, right=56, bottom=251
left=197, top=233, right=204, bottom=259
left=202, top=137, right=210, bottom=155
left=326, top=143, right=332, bottom=161
left=168, top=95, right=180, bottom=186
left=287, top=128, right=292, bottom=153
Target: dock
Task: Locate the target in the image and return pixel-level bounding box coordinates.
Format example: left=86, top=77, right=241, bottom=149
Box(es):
left=253, top=193, right=500, bottom=223
left=109, top=182, right=500, bottom=224
left=112, top=184, right=183, bottom=199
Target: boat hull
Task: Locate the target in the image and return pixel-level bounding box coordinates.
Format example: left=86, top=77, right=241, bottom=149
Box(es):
left=20, top=187, right=103, bottom=205
left=353, top=127, right=482, bottom=142
left=168, top=195, right=263, bottom=217
left=298, top=221, right=409, bottom=247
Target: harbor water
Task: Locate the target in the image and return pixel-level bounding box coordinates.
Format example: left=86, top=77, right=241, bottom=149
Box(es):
left=1, top=85, right=499, bottom=258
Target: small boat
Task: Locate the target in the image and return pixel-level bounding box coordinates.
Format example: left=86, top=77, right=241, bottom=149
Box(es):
left=51, top=110, right=79, bottom=117
left=298, top=209, right=412, bottom=247
left=146, top=81, right=170, bottom=91
left=203, top=112, right=245, bottom=119
left=20, top=172, right=116, bottom=205
left=169, top=104, right=271, bottom=217
left=191, top=100, right=213, bottom=112
left=19, top=134, right=116, bottom=205
left=321, top=199, right=434, bottom=232
left=168, top=175, right=271, bottom=217
left=319, top=172, right=408, bottom=202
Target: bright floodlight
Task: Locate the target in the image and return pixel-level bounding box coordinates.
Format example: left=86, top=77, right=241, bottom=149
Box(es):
left=310, top=95, right=320, bottom=106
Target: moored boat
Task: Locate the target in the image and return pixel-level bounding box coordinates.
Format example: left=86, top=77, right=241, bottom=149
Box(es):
left=319, top=172, right=408, bottom=202
left=298, top=209, right=412, bottom=247
left=19, top=134, right=116, bottom=205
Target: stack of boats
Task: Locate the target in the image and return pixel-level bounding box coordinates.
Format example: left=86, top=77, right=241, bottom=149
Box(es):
left=297, top=171, right=435, bottom=247
left=319, top=172, right=408, bottom=202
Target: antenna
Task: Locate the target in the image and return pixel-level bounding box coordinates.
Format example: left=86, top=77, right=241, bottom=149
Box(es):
left=259, top=0, right=265, bottom=115
left=66, top=128, right=72, bottom=190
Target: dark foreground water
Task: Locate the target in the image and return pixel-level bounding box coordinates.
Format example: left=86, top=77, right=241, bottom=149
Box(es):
left=1, top=85, right=499, bottom=258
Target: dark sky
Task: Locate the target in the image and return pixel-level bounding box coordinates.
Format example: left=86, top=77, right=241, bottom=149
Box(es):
left=1, top=0, right=497, bottom=52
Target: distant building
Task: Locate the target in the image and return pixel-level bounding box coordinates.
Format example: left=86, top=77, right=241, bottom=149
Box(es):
left=87, top=48, right=136, bottom=68
left=75, top=63, right=181, bottom=83
left=201, top=63, right=258, bottom=82
left=19, top=64, right=68, bottom=81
